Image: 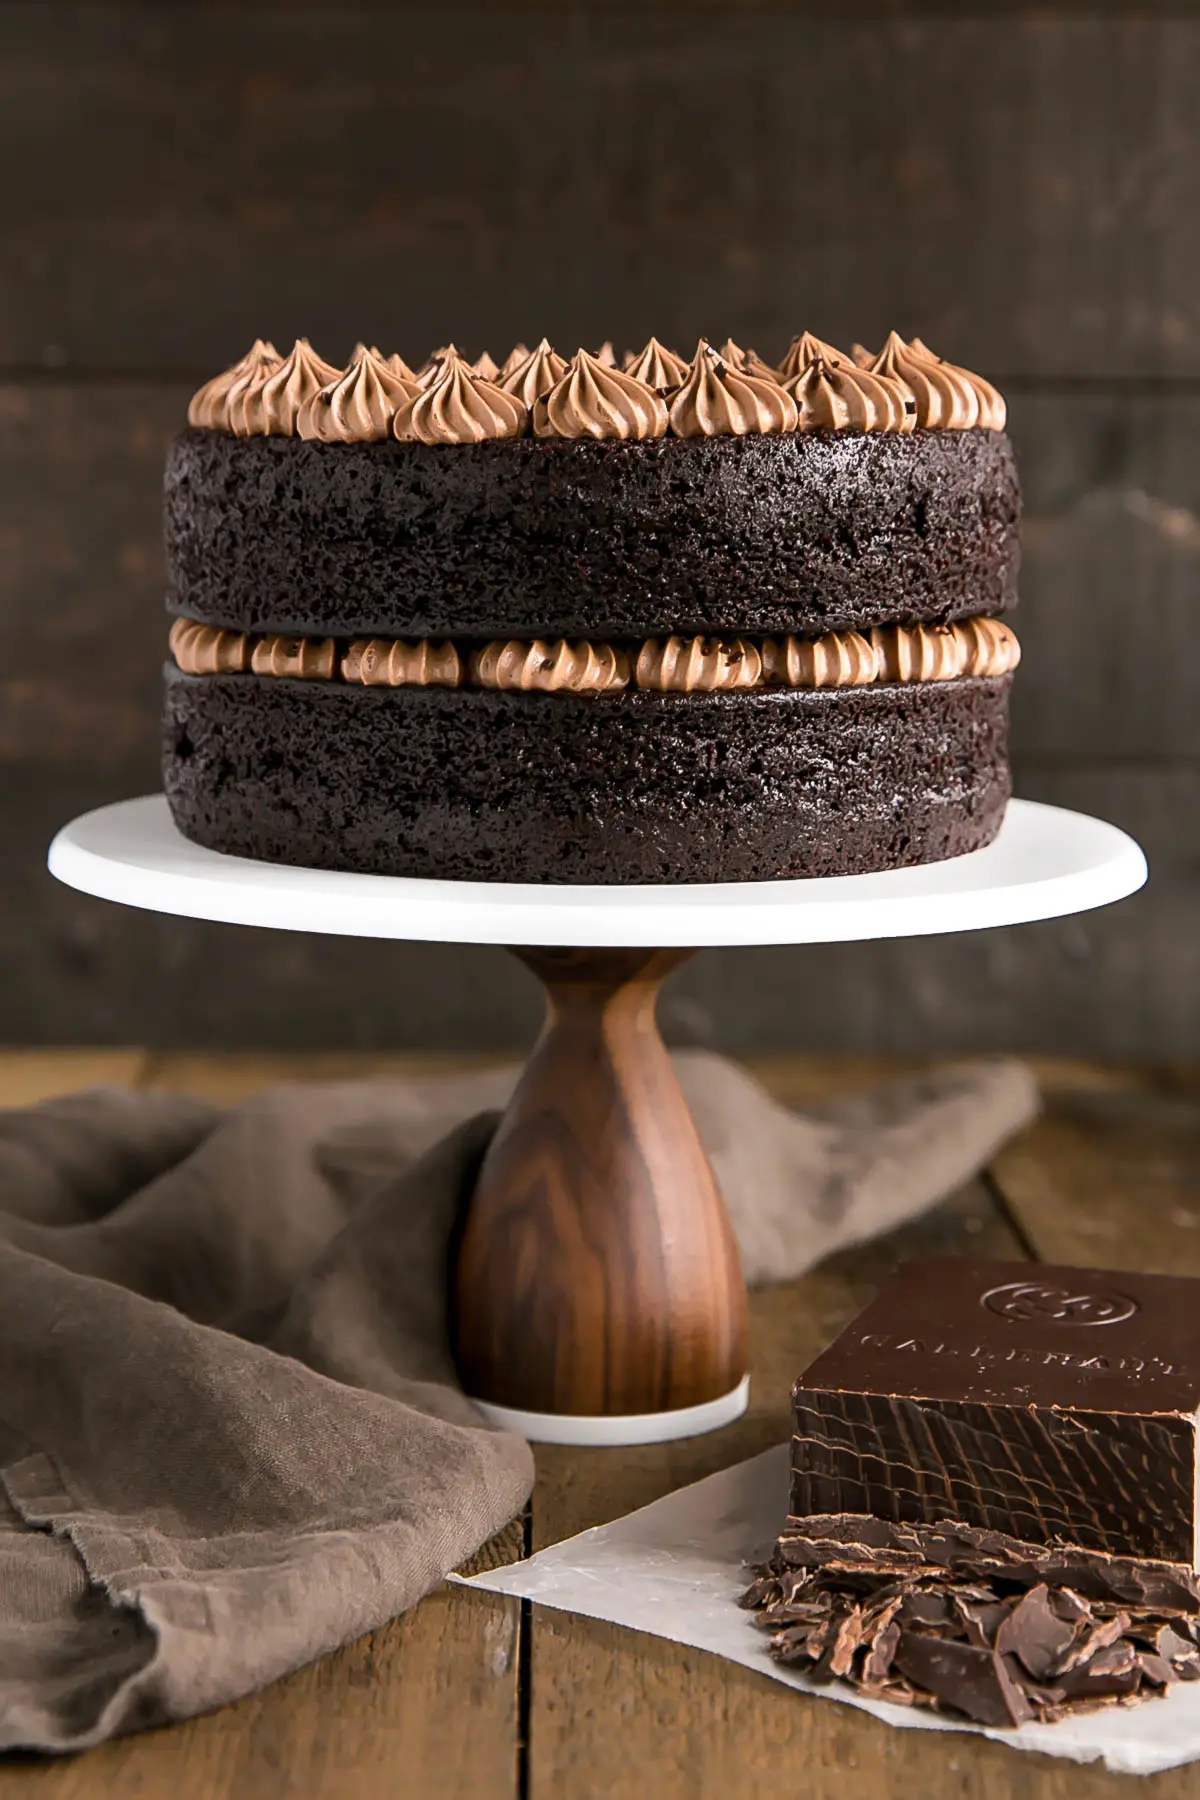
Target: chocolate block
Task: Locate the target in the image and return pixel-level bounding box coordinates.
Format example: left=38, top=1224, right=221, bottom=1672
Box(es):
left=791, top=1257, right=1200, bottom=1563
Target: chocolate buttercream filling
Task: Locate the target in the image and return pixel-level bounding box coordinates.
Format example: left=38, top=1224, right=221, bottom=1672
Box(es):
left=169, top=618, right=1019, bottom=691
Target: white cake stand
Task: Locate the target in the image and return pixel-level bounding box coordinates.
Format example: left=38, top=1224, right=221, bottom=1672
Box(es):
left=49, top=795, right=1146, bottom=1445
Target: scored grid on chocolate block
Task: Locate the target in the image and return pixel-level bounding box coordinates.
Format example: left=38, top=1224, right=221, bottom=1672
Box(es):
left=790, top=1257, right=1200, bottom=1564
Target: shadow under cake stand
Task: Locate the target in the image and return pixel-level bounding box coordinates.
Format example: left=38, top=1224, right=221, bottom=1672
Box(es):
left=49, top=795, right=1146, bottom=1446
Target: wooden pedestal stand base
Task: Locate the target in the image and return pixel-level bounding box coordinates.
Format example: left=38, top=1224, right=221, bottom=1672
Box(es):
left=454, top=948, right=749, bottom=1441
left=49, top=799, right=1148, bottom=1442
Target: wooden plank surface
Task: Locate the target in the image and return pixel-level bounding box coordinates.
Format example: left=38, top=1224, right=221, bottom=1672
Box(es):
left=0, top=1525, right=525, bottom=1800
left=0, top=1053, right=1196, bottom=1793
left=0, top=1039, right=526, bottom=1800
left=992, top=1084, right=1200, bottom=1275
left=0, top=1047, right=146, bottom=1105
left=1011, top=393, right=1200, bottom=759
left=2, top=12, right=1198, bottom=376
left=527, top=1174, right=1031, bottom=1799
left=0, top=383, right=187, bottom=770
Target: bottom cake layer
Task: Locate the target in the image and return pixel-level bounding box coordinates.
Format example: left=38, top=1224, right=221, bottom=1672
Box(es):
left=162, top=668, right=1012, bottom=884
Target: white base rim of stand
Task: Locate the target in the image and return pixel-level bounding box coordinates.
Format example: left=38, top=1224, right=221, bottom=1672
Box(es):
left=471, top=1375, right=751, bottom=1445
left=48, top=796, right=1147, bottom=949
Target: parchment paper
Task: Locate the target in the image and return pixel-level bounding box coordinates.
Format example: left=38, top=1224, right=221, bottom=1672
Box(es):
left=457, top=1445, right=1200, bottom=1775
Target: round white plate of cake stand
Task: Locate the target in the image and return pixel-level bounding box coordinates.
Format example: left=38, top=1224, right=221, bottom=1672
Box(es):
left=49, top=794, right=1146, bottom=1446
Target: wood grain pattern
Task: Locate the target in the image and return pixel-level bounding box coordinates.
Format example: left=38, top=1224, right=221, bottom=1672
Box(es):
left=990, top=1086, right=1200, bottom=1277
left=0, top=1047, right=145, bottom=1105
left=456, top=948, right=747, bottom=1414
left=1010, top=394, right=1200, bottom=758
left=0, top=1523, right=526, bottom=1800
left=0, top=1051, right=1193, bottom=1797
left=2, top=13, right=1198, bottom=375
left=528, top=1173, right=1034, bottom=1797
left=0, top=384, right=187, bottom=769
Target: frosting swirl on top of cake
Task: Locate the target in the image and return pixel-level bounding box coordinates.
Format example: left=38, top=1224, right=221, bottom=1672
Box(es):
left=857, top=331, right=979, bottom=429
left=668, top=342, right=798, bottom=437
left=382, top=349, right=419, bottom=381
left=187, top=339, right=281, bottom=431
left=394, top=350, right=529, bottom=443
left=789, top=358, right=909, bottom=433
left=534, top=349, right=668, bottom=441
left=909, top=337, right=1007, bottom=431
left=498, top=343, right=531, bottom=379
left=230, top=339, right=343, bottom=437
left=184, top=334, right=1006, bottom=439
left=299, top=346, right=420, bottom=443
left=777, top=332, right=851, bottom=380
left=623, top=337, right=690, bottom=390
left=414, top=345, right=457, bottom=388
left=499, top=338, right=568, bottom=407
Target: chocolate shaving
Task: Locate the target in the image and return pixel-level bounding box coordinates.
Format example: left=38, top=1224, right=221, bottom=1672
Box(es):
left=828, top=1606, right=866, bottom=1678
left=901, top=1590, right=957, bottom=1630
left=994, top=1584, right=1077, bottom=1679
left=1051, top=1643, right=1140, bottom=1702
left=863, top=1609, right=904, bottom=1685
left=1057, top=1612, right=1131, bottom=1675
left=954, top=1595, right=1011, bottom=1650
left=893, top=1632, right=1033, bottom=1729
left=745, top=1516, right=1200, bottom=1728
left=1154, top=1623, right=1199, bottom=1661
left=777, top=1514, right=1200, bottom=1612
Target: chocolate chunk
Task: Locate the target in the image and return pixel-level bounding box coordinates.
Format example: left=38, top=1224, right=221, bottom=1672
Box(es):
left=778, top=1514, right=1200, bottom=1611
left=994, top=1584, right=1078, bottom=1679
left=827, top=1607, right=866, bottom=1678
left=954, top=1595, right=1012, bottom=1650
left=899, top=1590, right=957, bottom=1629
left=750, top=1254, right=1200, bottom=1725
left=1154, top=1623, right=1198, bottom=1661
left=1053, top=1644, right=1140, bottom=1701
left=791, top=1256, right=1200, bottom=1563
left=893, top=1632, right=1033, bottom=1728
left=862, top=1612, right=904, bottom=1685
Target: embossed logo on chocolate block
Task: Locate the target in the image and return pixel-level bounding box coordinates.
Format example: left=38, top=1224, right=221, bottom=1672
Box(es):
left=790, top=1256, right=1200, bottom=1561
left=980, top=1279, right=1139, bottom=1328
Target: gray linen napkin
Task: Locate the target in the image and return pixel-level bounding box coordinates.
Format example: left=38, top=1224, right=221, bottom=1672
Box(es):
left=0, top=1051, right=1037, bottom=1751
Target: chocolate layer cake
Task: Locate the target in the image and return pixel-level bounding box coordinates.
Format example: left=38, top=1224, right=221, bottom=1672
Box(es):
left=162, top=332, right=1022, bottom=884
left=744, top=1258, right=1200, bottom=1726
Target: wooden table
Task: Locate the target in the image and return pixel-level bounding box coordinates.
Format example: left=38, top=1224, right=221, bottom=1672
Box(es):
left=1, top=1048, right=1197, bottom=1799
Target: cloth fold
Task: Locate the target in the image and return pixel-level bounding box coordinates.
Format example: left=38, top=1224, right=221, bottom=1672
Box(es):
left=0, top=1051, right=1037, bottom=1751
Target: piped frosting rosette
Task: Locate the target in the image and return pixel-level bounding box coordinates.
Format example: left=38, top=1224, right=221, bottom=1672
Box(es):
left=186, top=333, right=1006, bottom=439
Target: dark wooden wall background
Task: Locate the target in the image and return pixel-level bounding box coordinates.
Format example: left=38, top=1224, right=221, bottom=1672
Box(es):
left=2, top=1, right=1197, bottom=1056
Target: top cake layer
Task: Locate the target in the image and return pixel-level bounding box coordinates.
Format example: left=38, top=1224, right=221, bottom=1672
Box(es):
left=166, top=332, right=1020, bottom=641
